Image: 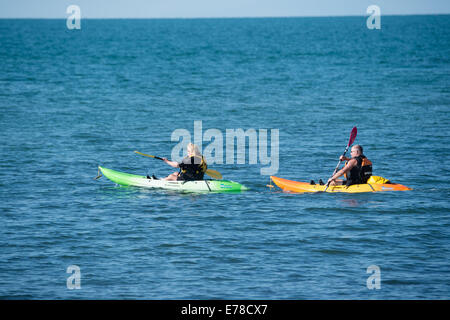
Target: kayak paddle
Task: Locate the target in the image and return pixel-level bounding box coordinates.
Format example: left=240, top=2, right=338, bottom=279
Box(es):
left=324, top=126, right=357, bottom=192
left=204, top=169, right=222, bottom=180
left=134, top=150, right=223, bottom=180
left=134, top=151, right=164, bottom=160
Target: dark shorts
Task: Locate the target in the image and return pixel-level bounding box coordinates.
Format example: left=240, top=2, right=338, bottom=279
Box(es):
left=177, top=173, right=204, bottom=181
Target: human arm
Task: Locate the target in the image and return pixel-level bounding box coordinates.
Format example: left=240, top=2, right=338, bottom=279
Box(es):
left=327, top=158, right=357, bottom=184
left=162, top=158, right=180, bottom=168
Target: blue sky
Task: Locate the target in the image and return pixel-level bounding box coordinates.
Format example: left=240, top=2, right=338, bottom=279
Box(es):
left=0, top=0, right=449, bottom=18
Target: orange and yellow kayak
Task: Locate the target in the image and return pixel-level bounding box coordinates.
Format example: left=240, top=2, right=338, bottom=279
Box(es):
left=270, top=176, right=412, bottom=193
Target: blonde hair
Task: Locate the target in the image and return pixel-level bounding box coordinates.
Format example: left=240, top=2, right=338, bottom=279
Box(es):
left=187, top=143, right=207, bottom=167
left=187, top=143, right=202, bottom=157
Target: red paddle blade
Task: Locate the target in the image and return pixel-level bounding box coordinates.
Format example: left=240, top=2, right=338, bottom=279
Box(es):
left=348, top=126, right=357, bottom=147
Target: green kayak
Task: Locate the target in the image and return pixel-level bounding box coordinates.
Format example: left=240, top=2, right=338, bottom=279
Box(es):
left=97, top=166, right=248, bottom=193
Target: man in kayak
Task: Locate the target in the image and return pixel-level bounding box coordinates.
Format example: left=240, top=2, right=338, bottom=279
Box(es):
left=160, top=143, right=208, bottom=181
left=326, top=144, right=373, bottom=186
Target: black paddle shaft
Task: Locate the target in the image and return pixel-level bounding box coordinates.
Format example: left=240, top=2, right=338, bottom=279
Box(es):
left=324, top=127, right=357, bottom=190
left=325, top=146, right=350, bottom=189
left=331, top=145, right=350, bottom=176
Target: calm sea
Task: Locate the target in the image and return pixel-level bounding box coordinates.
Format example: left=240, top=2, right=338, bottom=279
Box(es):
left=0, top=16, right=449, bottom=299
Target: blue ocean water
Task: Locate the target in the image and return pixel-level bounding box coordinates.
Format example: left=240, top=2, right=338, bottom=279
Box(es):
left=0, top=16, right=449, bottom=299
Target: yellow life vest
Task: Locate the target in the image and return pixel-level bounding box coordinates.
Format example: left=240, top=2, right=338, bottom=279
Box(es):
left=367, top=176, right=390, bottom=184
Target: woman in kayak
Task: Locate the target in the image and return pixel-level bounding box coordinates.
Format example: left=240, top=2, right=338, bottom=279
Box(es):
left=327, top=145, right=373, bottom=186
left=160, top=143, right=208, bottom=181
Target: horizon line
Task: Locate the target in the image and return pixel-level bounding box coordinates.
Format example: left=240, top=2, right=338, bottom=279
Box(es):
left=0, top=13, right=449, bottom=19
